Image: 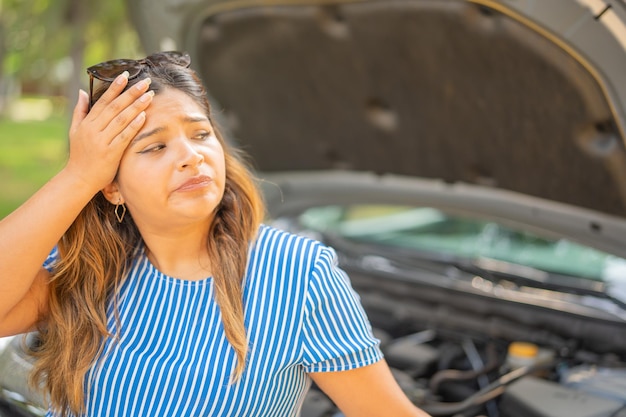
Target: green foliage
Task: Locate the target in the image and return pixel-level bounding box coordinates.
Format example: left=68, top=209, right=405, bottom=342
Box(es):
left=1, top=0, right=143, bottom=92
left=0, top=115, right=68, bottom=219
left=0, top=0, right=142, bottom=218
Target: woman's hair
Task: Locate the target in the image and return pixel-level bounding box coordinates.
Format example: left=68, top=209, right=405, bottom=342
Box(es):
left=30, top=59, right=265, bottom=416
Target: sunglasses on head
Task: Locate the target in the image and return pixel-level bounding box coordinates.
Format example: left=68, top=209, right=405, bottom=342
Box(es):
left=86, top=51, right=191, bottom=110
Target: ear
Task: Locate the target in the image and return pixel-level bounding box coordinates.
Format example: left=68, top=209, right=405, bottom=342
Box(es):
left=102, top=182, right=124, bottom=205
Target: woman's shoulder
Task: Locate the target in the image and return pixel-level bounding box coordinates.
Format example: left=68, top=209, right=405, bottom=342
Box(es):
left=251, top=224, right=328, bottom=260
left=255, top=223, right=324, bottom=249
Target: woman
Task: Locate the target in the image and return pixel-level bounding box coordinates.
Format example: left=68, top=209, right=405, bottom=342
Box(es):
left=0, top=51, right=430, bottom=417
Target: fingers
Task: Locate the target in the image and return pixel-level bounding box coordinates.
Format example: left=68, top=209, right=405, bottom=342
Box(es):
left=111, top=107, right=149, bottom=149
left=102, top=89, right=154, bottom=146
left=87, top=73, right=154, bottom=140
left=87, top=71, right=131, bottom=119
left=63, top=73, right=156, bottom=192
left=69, top=90, right=90, bottom=134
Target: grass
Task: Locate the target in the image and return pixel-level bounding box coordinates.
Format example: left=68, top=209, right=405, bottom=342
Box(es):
left=0, top=115, right=69, bottom=219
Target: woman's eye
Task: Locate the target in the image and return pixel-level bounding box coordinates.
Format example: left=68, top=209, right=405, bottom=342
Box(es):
left=139, top=144, right=165, bottom=153
left=193, top=131, right=212, bottom=141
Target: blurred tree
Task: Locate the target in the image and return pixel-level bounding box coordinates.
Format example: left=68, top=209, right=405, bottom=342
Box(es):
left=0, top=8, right=7, bottom=113
left=0, top=0, right=143, bottom=115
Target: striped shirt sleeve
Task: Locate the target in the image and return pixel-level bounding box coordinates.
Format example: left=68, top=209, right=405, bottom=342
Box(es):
left=43, top=246, right=59, bottom=273
left=300, top=246, right=383, bottom=373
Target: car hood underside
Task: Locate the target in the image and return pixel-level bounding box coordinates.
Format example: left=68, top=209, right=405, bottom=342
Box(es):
left=171, top=0, right=626, bottom=221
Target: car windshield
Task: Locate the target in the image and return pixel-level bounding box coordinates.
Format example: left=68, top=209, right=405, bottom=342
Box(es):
left=298, top=204, right=626, bottom=284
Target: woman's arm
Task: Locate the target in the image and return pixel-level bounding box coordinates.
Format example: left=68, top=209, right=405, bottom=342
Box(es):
left=0, top=73, right=153, bottom=336
left=310, top=359, right=432, bottom=417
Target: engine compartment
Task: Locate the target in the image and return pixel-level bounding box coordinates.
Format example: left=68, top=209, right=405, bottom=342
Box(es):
left=294, top=239, right=626, bottom=417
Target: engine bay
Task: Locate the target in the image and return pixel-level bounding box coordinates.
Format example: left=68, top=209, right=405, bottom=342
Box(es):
left=292, top=236, right=626, bottom=417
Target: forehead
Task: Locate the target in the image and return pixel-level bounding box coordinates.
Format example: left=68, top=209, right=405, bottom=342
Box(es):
left=146, top=87, right=208, bottom=119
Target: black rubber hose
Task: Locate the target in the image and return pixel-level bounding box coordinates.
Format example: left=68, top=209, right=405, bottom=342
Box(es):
left=420, top=365, right=537, bottom=416
left=429, top=343, right=500, bottom=394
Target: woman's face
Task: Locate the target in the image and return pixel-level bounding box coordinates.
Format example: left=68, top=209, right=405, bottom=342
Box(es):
left=109, top=87, right=226, bottom=232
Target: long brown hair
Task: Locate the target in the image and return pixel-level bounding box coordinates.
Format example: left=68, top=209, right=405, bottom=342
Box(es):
left=30, top=60, right=265, bottom=416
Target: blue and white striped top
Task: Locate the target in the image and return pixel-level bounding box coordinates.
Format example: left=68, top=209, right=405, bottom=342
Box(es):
left=44, top=224, right=382, bottom=416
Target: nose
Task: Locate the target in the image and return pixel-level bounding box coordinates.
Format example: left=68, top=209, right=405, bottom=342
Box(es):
left=176, top=140, right=204, bottom=170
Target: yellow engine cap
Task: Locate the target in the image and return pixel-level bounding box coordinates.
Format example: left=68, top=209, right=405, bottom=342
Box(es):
left=508, top=341, right=539, bottom=358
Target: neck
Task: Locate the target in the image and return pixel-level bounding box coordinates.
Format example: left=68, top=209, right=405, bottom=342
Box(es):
left=139, top=221, right=213, bottom=281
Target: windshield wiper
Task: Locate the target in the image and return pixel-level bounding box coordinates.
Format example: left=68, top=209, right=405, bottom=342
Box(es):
left=448, top=257, right=626, bottom=312
left=317, top=231, right=626, bottom=313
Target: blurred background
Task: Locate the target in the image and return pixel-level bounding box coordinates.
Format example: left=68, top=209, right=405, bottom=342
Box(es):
left=0, top=0, right=143, bottom=218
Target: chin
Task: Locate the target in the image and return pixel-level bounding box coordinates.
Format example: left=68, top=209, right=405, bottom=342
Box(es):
left=174, top=201, right=220, bottom=222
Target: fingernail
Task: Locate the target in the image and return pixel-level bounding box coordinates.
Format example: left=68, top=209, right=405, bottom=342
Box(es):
left=135, top=78, right=152, bottom=90
left=132, top=112, right=146, bottom=126
left=139, top=91, right=155, bottom=102
left=116, top=71, right=130, bottom=85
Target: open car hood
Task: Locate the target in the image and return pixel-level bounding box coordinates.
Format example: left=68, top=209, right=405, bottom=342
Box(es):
left=127, top=0, right=626, bottom=254
left=5, top=3, right=626, bottom=416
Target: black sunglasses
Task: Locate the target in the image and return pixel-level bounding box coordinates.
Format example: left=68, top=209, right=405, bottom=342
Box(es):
left=86, top=51, right=191, bottom=110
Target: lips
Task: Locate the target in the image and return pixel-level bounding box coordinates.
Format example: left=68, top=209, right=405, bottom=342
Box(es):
left=175, top=175, right=212, bottom=192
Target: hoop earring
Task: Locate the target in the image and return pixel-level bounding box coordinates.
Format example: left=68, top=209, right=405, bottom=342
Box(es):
left=115, top=201, right=126, bottom=223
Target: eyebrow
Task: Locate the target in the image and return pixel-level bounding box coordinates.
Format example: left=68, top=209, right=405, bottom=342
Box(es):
left=184, top=115, right=210, bottom=124
left=130, top=115, right=211, bottom=146
left=131, top=127, right=165, bottom=146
